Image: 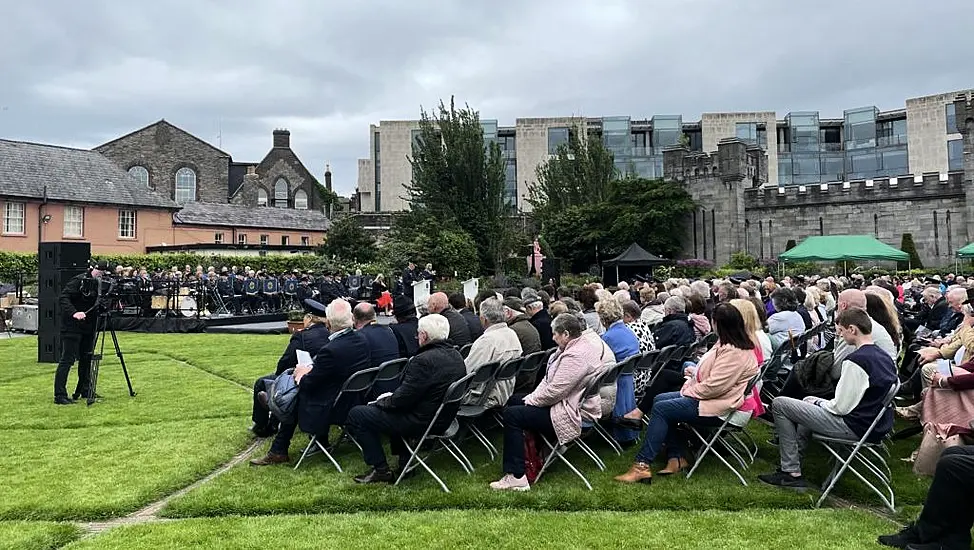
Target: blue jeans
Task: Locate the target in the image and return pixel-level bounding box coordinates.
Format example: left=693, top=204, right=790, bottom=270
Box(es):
left=634, top=392, right=721, bottom=464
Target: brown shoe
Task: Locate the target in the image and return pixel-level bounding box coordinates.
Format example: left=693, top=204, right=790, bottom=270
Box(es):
left=249, top=452, right=289, bottom=466
left=614, top=462, right=653, bottom=484
left=657, top=457, right=689, bottom=476
left=257, top=391, right=269, bottom=409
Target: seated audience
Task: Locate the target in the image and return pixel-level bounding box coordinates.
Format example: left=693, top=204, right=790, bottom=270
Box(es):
left=490, top=313, right=602, bottom=491
left=250, top=299, right=331, bottom=437
left=865, top=293, right=903, bottom=353
left=450, top=292, right=484, bottom=342
left=353, top=303, right=400, bottom=368
left=767, top=288, right=806, bottom=349
left=731, top=298, right=772, bottom=361
left=759, top=308, right=897, bottom=489
left=428, top=292, right=472, bottom=346
left=525, top=294, right=555, bottom=350
left=623, top=300, right=656, bottom=353
left=464, top=297, right=523, bottom=407
left=652, top=296, right=696, bottom=349
left=390, top=295, right=420, bottom=358
left=345, top=314, right=467, bottom=483
left=615, top=303, right=759, bottom=483
left=251, top=299, right=372, bottom=465
left=598, top=299, right=641, bottom=446
left=504, top=297, right=543, bottom=355
left=833, top=289, right=897, bottom=364
left=578, top=286, right=604, bottom=335
left=686, top=293, right=712, bottom=338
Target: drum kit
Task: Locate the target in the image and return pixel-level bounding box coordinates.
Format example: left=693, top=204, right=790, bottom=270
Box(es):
left=150, top=281, right=213, bottom=318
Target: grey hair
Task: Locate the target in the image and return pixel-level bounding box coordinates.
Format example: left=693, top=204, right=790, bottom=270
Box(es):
left=690, top=280, right=710, bottom=299
left=922, top=286, right=942, bottom=300
left=479, top=297, right=506, bottom=325
left=551, top=312, right=584, bottom=339
left=663, top=295, right=686, bottom=314
left=418, top=313, right=450, bottom=341
left=326, top=299, right=354, bottom=330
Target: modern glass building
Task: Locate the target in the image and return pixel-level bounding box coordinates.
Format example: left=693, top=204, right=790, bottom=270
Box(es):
left=357, top=89, right=969, bottom=213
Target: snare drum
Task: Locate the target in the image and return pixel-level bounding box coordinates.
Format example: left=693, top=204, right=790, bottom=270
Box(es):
left=151, top=295, right=169, bottom=310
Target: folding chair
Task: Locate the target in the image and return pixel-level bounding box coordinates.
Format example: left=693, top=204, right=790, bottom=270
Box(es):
left=513, top=349, right=549, bottom=392
left=536, top=373, right=606, bottom=490
left=459, top=343, right=473, bottom=359
left=633, top=350, right=660, bottom=399
left=396, top=371, right=477, bottom=492
left=813, top=380, right=900, bottom=512
left=682, top=373, right=761, bottom=486
left=583, top=358, right=633, bottom=457
left=369, top=357, right=410, bottom=398
left=455, top=361, right=502, bottom=459
left=646, top=345, right=677, bottom=388
left=294, top=366, right=381, bottom=471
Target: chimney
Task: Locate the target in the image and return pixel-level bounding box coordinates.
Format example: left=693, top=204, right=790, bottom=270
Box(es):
left=246, top=164, right=256, bottom=175
left=273, top=129, right=290, bottom=148
left=324, top=163, right=332, bottom=191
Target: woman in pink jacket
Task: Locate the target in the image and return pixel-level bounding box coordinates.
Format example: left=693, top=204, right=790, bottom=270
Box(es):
left=615, top=303, right=759, bottom=484
left=490, top=313, right=603, bottom=491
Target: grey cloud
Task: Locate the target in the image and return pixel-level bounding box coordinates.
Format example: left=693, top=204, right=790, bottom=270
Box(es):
left=1, top=0, right=973, bottom=196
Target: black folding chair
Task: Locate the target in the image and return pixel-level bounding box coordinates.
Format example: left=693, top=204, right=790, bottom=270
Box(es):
left=369, top=357, right=410, bottom=398
left=294, top=366, right=380, bottom=471
left=455, top=361, right=502, bottom=459
left=514, top=349, right=549, bottom=392
left=585, top=357, right=634, bottom=457
left=536, top=372, right=606, bottom=491
left=396, top=372, right=477, bottom=493
left=633, top=350, right=660, bottom=399
left=459, top=343, right=473, bottom=359
left=813, top=380, right=900, bottom=511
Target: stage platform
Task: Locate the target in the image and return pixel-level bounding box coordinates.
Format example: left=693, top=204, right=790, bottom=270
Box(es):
left=207, top=321, right=289, bottom=335
left=109, top=313, right=286, bottom=334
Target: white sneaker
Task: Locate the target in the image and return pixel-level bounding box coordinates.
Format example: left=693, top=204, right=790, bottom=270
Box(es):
left=489, top=474, right=530, bottom=491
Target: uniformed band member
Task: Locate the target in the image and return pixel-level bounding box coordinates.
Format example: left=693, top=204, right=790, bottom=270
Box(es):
left=250, top=299, right=331, bottom=437
left=262, top=272, right=281, bottom=311
left=401, top=262, right=418, bottom=299
left=243, top=271, right=261, bottom=313
left=54, top=261, right=108, bottom=405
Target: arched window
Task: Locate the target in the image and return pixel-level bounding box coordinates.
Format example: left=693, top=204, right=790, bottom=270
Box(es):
left=274, top=178, right=289, bottom=208
left=294, top=189, right=308, bottom=210
left=128, top=166, right=150, bottom=188
left=257, top=188, right=268, bottom=207
left=174, top=168, right=196, bottom=204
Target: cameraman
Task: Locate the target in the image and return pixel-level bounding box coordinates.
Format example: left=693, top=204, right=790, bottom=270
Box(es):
left=54, top=261, right=108, bottom=405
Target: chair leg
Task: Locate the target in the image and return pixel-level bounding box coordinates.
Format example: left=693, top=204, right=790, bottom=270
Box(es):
left=591, top=422, right=623, bottom=455
left=396, top=439, right=451, bottom=493
left=468, top=424, right=498, bottom=460
left=315, top=439, right=343, bottom=472
left=574, top=438, right=606, bottom=471
left=293, top=435, right=317, bottom=470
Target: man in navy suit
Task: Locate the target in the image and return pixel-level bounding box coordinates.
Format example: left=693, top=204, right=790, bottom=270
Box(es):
left=354, top=302, right=401, bottom=394
left=250, top=299, right=331, bottom=437
left=251, top=298, right=372, bottom=465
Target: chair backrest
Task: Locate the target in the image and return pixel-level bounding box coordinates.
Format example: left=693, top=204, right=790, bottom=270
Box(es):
left=495, top=357, right=523, bottom=383
left=339, top=366, right=381, bottom=394
left=618, top=353, right=639, bottom=376
left=655, top=345, right=677, bottom=366
left=516, top=350, right=547, bottom=379
left=470, top=361, right=501, bottom=386
left=459, top=343, right=473, bottom=359
left=636, top=350, right=660, bottom=371
left=417, top=371, right=479, bottom=440
left=844, top=380, right=900, bottom=446
left=600, top=361, right=624, bottom=387
left=375, top=358, right=409, bottom=384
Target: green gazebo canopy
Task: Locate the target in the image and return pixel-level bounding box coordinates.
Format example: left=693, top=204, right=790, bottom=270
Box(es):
left=957, top=243, right=974, bottom=258
left=778, top=235, right=909, bottom=262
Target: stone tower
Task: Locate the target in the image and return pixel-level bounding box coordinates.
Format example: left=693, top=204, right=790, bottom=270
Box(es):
left=663, top=138, right=766, bottom=265
left=954, top=93, right=974, bottom=243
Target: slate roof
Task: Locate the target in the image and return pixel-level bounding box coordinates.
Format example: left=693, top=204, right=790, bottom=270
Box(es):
left=173, top=201, right=332, bottom=232
left=96, top=119, right=231, bottom=157
left=0, top=139, right=179, bottom=209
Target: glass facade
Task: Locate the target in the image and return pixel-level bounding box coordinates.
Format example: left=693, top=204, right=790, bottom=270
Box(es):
left=547, top=127, right=569, bottom=154
left=651, top=115, right=682, bottom=154
left=949, top=138, right=964, bottom=171
left=481, top=119, right=498, bottom=143
left=736, top=122, right=757, bottom=144
left=947, top=103, right=959, bottom=134
left=602, top=116, right=631, bottom=174
left=499, top=132, right=518, bottom=207
left=844, top=107, right=878, bottom=150
left=788, top=112, right=820, bottom=152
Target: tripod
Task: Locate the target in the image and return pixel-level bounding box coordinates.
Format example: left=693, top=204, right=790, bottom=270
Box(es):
left=86, top=311, right=136, bottom=406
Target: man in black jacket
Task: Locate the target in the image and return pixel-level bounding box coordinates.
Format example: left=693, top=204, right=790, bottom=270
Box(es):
left=450, top=292, right=484, bottom=341
left=354, top=302, right=401, bottom=394
left=251, top=299, right=371, bottom=465
left=250, top=299, right=331, bottom=437
left=54, top=261, right=107, bottom=405
left=401, top=262, right=418, bottom=299
left=346, top=313, right=467, bottom=483
left=524, top=294, right=554, bottom=350
left=391, top=294, right=420, bottom=357
left=428, top=292, right=472, bottom=346
left=653, top=296, right=697, bottom=349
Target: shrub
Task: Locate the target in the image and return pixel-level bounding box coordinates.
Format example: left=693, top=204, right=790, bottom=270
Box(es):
left=899, top=233, right=923, bottom=270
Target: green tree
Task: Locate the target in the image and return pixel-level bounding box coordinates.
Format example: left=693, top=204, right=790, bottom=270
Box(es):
left=529, top=125, right=615, bottom=214
left=406, top=98, right=511, bottom=272
left=900, top=233, right=923, bottom=270
left=379, top=210, right=481, bottom=278
left=595, top=176, right=696, bottom=260
left=320, top=215, right=375, bottom=262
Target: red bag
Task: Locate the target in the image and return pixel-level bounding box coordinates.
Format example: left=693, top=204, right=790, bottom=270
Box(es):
left=523, top=431, right=545, bottom=484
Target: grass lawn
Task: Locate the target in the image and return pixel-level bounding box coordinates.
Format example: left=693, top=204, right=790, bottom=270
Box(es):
left=0, top=332, right=938, bottom=547
left=0, top=521, right=81, bottom=550
left=64, top=509, right=898, bottom=549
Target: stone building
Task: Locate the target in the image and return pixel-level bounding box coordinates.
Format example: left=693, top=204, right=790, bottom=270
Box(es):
left=662, top=93, right=974, bottom=268
left=96, top=121, right=327, bottom=212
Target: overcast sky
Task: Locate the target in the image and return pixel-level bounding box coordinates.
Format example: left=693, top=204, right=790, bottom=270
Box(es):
left=1, top=0, right=972, bottom=197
